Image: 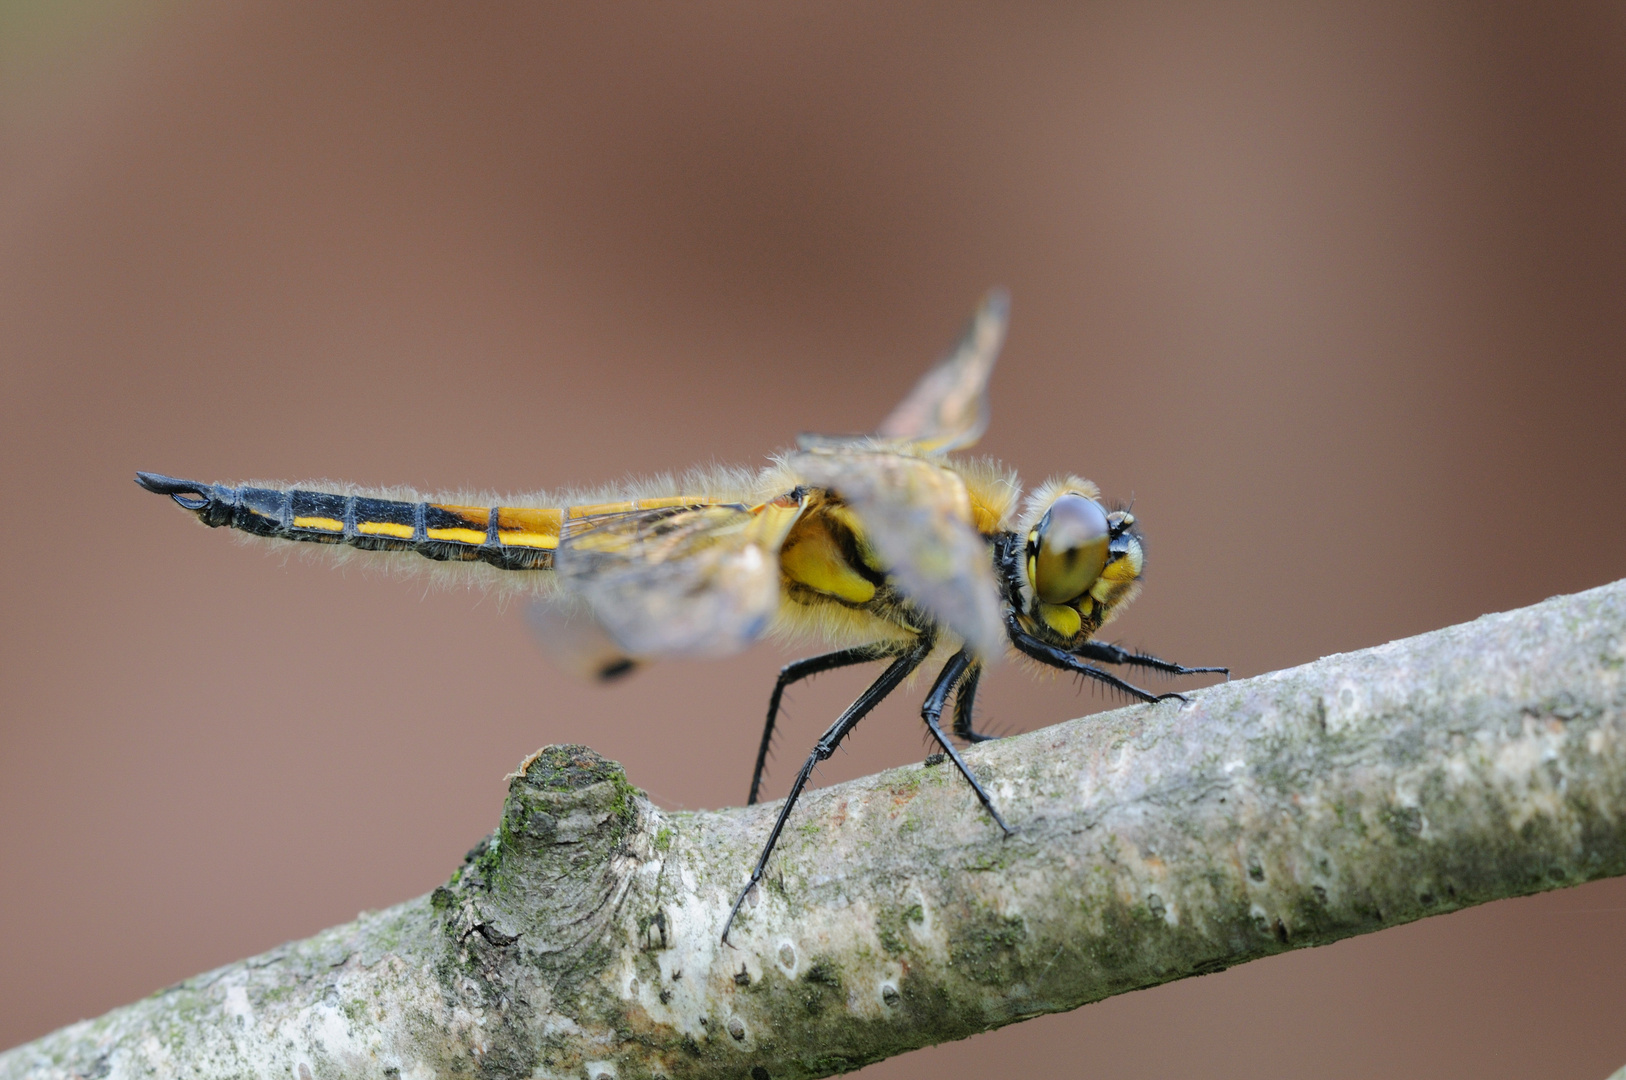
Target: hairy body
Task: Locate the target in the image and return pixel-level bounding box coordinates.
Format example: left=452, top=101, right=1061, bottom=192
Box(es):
left=137, top=292, right=1224, bottom=939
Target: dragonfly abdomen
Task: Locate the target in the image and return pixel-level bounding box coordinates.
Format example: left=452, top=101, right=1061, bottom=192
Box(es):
left=134, top=473, right=560, bottom=571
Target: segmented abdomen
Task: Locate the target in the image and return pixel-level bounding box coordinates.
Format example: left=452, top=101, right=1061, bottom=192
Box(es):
left=136, top=473, right=562, bottom=570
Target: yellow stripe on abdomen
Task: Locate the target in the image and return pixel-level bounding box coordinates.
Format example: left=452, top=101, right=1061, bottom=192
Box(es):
left=425, top=527, right=487, bottom=543
left=497, top=506, right=562, bottom=549
left=356, top=520, right=414, bottom=539
left=425, top=503, right=491, bottom=545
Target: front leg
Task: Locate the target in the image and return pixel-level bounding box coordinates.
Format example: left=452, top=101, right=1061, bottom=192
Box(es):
left=1007, top=616, right=1187, bottom=703
left=1072, top=640, right=1229, bottom=680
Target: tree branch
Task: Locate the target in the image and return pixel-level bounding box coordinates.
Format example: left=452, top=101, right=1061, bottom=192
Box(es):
left=6, top=580, right=1626, bottom=1080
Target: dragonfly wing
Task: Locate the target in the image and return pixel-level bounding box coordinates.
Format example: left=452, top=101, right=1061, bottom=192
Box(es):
left=790, top=449, right=1006, bottom=657
left=797, top=289, right=1010, bottom=455
left=555, top=499, right=802, bottom=659
left=526, top=597, right=640, bottom=682
left=874, top=289, right=1008, bottom=452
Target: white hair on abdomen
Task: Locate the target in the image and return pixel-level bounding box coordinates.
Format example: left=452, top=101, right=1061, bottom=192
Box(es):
left=218, top=461, right=772, bottom=603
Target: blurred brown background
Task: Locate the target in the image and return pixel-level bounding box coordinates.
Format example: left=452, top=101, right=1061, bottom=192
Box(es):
left=4, top=2, right=1626, bottom=1076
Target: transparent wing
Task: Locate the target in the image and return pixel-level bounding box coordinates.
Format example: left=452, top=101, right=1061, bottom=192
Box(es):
left=554, top=498, right=803, bottom=659
left=789, top=449, right=1005, bottom=658
left=798, top=289, right=1009, bottom=455
left=525, top=597, right=640, bottom=682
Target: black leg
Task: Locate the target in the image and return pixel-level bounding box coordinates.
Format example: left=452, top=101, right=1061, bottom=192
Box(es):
left=1007, top=616, right=1188, bottom=703
left=921, top=652, right=1012, bottom=834
left=749, top=643, right=896, bottom=805
left=950, top=662, right=997, bottom=742
left=722, top=637, right=932, bottom=944
left=1072, top=640, right=1229, bottom=679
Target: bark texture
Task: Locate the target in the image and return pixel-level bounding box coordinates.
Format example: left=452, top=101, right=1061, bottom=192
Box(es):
left=5, top=580, right=1626, bottom=1080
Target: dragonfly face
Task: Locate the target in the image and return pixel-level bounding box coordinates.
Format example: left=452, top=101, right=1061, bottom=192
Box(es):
left=1010, top=480, right=1144, bottom=646
left=136, top=290, right=1225, bottom=942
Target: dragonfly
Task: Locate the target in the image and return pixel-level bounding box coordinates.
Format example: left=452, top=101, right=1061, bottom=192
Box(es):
left=136, top=291, right=1225, bottom=942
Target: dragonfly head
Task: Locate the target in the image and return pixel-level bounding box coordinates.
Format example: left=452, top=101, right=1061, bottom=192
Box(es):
left=1015, top=478, right=1143, bottom=644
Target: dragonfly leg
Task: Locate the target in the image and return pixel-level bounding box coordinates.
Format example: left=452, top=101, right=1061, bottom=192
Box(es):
left=723, top=636, right=932, bottom=944
left=750, top=643, right=898, bottom=805
left=922, top=652, right=1012, bottom=834
left=1072, top=640, right=1229, bottom=680
left=1007, top=617, right=1188, bottom=704
left=949, top=662, right=996, bottom=742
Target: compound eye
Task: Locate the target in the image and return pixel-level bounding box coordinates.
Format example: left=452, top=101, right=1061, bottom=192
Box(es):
left=1032, top=493, right=1111, bottom=604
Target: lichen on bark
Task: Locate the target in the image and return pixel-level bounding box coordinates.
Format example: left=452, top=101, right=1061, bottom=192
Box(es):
left=4, top=580, right=1626, bottom=1080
